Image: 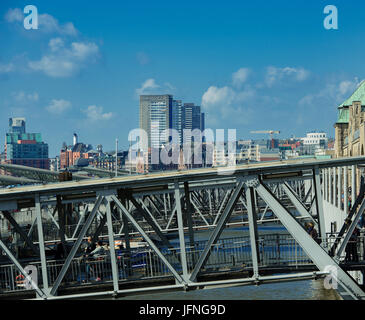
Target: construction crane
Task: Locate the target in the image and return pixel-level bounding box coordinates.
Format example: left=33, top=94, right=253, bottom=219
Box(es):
left=250, top=130, right=281, bottom=149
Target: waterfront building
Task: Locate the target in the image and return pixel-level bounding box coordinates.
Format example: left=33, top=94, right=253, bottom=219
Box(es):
left=301, top=132, right=328, bottom=150
left=59, top=133, right=93, bottom=169
left=334, top=80, right=365, bottom=158
left=4, top=118, right=49, bottom=170
left=50, top=156, right=60, bottom=172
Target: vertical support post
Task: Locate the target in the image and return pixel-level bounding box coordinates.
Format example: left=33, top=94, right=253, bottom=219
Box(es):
left=313, top=167, right=327, bottom=249
left=338, top=167, right=342, bottom=210
left=324, top=168, right=328, bottom=201
left=246, top=187, right=260, bottom=278
left=333, top=167, right=337, bottom=207
left=35, top=194, right=49, bottom=295
left=56, top=196, right=68, bottom=256
left=184, top=182, right=195, bottom=254
left=105, top=196, right=119, bottom=294
left=174, top=181, right=189, bottom=282
left=163, top=194, right=168, bottom=220
left=344, top=166, right=348, bottom=216
left=352, top=165, right=356, bottom=210
left=329, top=168, right=333, bottom=204
left=208, top=189, right=212, bottom=215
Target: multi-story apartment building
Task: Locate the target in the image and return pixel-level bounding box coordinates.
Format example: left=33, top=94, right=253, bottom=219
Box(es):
left=4, top=118, right=49, bottom=169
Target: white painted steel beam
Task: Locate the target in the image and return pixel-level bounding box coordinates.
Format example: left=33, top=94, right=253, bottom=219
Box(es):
left=111, top=195, right=185, bottom=285
left=255, top=181, right=365, bottom=300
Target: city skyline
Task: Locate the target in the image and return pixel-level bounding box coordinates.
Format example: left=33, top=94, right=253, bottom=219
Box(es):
left=1, top=1, right=365, bottom=157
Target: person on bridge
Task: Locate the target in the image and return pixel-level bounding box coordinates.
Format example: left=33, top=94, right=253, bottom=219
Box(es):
left=84, top=236, right=96, bottom=256
left=345, top=227, right=359, bottom=262
left=305, top=222, right=320, bottom=244
left=88, top=240, right=106, bottom=259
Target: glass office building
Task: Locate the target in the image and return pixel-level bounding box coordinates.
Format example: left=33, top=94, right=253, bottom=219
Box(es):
left=5, top=118, right=49, bottom=169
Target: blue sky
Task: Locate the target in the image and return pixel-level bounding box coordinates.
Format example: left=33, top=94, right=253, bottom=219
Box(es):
left=0, top=0, right=364, bottom=157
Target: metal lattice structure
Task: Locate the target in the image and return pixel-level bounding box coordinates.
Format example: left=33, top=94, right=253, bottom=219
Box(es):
left=1, top=157, right=365, bottom=299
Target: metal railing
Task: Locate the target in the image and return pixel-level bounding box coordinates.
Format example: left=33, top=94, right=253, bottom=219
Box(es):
left=0, top=233, right=315, bottom=295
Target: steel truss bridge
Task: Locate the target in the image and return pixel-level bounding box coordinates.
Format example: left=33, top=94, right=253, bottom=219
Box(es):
left=1, top=157, right=365, bottom=300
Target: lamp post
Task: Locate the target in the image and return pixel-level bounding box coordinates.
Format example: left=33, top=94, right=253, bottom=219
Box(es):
left=115, top=138, right=118, bottom=177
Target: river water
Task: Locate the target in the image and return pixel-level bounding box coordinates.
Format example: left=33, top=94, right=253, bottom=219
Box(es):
left=117, top=278, right=341, bottom=300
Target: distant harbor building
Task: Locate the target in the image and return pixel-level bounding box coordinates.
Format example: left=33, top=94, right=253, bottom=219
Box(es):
left=335, top=80, right=365, bottom=158
left=4, top=118, right=49, bottom=169
left=301, top=132, right=328, bottom=149
left=60, top=135, right=128, bottom=171
left=60, top=134, right=93, bottom=169
left=237, top=139, right=280, bottom=162
left=50, top=156, right=60, bottom=172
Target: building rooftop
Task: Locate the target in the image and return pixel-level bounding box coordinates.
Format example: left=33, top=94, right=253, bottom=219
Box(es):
left=337, top=108, right=349, bottom=124
left=338, top=80, right=365, bottom=109
left=336, top=80, right=365, bottom=124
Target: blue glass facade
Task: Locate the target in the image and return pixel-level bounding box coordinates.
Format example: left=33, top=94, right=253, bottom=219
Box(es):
left=5, top=118, right=49, bottom=169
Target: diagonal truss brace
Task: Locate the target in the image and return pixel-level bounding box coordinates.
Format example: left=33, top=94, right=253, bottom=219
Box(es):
left=281, top=182, right=318, bottom=227
left=111, top=195, right=185, bottom=285
left=189, top=180, right=245, bottom=282
left=50, top=195, right=104, bottom=297
left=255, top=180, right=365, bottom=300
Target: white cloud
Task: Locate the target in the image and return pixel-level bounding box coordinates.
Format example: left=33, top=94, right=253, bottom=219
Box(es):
left=135, top=78, right=177, bottom=97
left=46, top=99, right=72, bottom=114
left=202, top=86, right=236, bottom=108
left=4, top=8, right=23, bottom=23
left=201, top=85, right=254, bottom=125
left=28, top=38, right=99, bottom=77
left=136, top=78, right=160, bottom=95
left=299, top=78, right=360, bottom=107
left=83, top=105, right=113, bottom=121
left=49, top=38, right=64, bottom=52
left=339, top=80, right=358, bottom=96
left=5, top=8, right=78, bottom=36
left=12, top=91, right=39, bottom=103
left=0, top=63, right=14, bottom=74
left=232, top=68, right=250, bottom=87
left=38, top=14, right=78, bottom=36
left=265, top=66, right=310, bottom=87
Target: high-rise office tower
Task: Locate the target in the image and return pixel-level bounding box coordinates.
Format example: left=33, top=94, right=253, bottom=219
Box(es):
left=171, top=99, right=183, bottom=145
left=182, top=103, right=202, bottom=144
left=140, top=95, right=172, bottom=149
left=139, top=95, right=205, bottom=150
left=5, top=117, right=49, bottom=169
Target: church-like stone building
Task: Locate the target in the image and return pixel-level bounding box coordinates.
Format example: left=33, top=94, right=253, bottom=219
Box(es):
left=335, top=81, right=365, bottom=158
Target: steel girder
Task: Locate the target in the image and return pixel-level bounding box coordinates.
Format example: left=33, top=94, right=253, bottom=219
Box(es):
left=0, top=157, right=365, bottom=299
